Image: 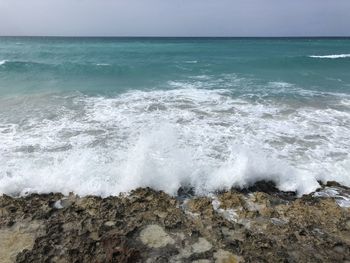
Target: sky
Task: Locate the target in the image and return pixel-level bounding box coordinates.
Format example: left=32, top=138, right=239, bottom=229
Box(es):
left=0, top=0, right=349, bottom=37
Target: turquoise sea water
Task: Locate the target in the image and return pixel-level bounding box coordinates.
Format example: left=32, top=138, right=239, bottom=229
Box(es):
left=1, top=37, right=350, bottom=95
left=0, top=37, right=350, bottom=196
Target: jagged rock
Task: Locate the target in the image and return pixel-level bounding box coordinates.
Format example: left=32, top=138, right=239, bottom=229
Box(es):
left=0, top=183, right=349, bottom=262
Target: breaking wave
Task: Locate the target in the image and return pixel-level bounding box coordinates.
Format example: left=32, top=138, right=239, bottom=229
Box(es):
left=309, top=54, right=350, bottom=59
left=1, top=88, right=349, bottom=197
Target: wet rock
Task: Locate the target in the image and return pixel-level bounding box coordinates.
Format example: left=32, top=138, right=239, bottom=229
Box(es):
left=52, top=195, right=75, bottom=209
left=237, top=180, right=296, bottom=201
left=0, top=183, right=349, bottom=262
left=177, top=186, right=195, bottom=200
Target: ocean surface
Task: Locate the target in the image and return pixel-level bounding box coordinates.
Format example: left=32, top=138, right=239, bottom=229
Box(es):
left=0, top=37, right=350, bottom=196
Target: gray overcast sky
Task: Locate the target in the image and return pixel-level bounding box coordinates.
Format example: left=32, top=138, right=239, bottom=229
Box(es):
left=0, top=0, right=349, bottom=37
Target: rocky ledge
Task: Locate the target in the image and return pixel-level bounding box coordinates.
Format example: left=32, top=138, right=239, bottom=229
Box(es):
left=1, top=181, right=350, bottom=263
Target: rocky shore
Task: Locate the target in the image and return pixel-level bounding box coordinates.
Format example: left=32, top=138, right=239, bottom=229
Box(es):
left=1, top=181, right=350, bottom=263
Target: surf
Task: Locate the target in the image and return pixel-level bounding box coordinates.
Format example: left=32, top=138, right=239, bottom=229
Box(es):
left=309, top=54, right=350, bottom=59
left=0, top=88, right=349, bottom=197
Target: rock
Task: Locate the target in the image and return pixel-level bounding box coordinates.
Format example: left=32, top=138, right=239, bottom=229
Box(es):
left=53, top=197, right=74, bottom=209
left=214, top=249, right=243, bottom=263
left=237, top=180, right=296, bottom=200
left=140, top=224, right=175, bottom=248
left=0, top=184, right=349, bottom=262
left=191, top=238, right=213, bottom=254
left=0, top=221, right=44, bottom=263
left=346, top=220, right=350, bottom=230
left=104, top=221, right=116, bottom=227
left=221, top=227, right=245, bottom=242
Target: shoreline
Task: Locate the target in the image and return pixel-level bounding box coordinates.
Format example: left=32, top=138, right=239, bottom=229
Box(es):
left=1, top=181, right=349, bottom=262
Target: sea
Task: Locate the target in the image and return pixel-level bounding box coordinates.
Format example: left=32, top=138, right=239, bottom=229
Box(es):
left=0, top=37, right=349, bottom=197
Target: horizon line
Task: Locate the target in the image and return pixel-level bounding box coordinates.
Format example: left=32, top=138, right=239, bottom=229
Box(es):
left=1, top=35, right=350, bottom=38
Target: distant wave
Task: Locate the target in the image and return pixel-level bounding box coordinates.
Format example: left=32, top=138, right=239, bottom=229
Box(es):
left=0, top=60, right=46, bottom=66
left=309, top=54, right=350, bottom=59
left=0, top=61, right=122, bottom=75
left=2, top=60, right=111, bottom=68
left=0, top=60, right=53, bottom=71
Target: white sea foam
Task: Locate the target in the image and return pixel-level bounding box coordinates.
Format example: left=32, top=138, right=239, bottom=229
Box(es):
left=0, top=60, right=8, bottom=66
left=309, top=54, right=350, bottom=59
left=314, top=187, right=350, bottom=208
left=0, top=88, right=349, bottom=197
left=268, top=82, right=294, bottom=88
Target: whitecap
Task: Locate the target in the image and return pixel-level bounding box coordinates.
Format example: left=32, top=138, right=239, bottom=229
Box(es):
left=309, top=54, right=350, bottom=59
left=0, top=60, right=8, bottom=66
left=190, top=75, right=212, bottom=80
left=268, top=82, right=294, bottom=88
